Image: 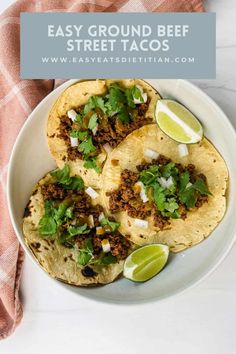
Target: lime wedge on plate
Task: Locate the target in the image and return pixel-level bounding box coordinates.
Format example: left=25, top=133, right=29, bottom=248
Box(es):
left=155, top=99, right=203, bottom=144
left=123, top=244, right=169, bottom=282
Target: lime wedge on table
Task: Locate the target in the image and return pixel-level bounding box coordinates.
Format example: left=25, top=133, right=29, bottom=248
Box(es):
left=123, top=244, right=169, bottom=282
left=155, top=99, right=203, bottom=144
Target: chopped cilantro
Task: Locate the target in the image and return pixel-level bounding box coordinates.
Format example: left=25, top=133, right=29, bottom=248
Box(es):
left=68, top=224, right=90, bottom=237
left=106, top=84, right=131, bottom=123
left=51, top=165, right=84, bottom=190
left=84, top=96, right=106, bottom=114
left=97, top=253, right=117, bottom=265
left=100, top=217, right=120, bottom=232
left=70, top=129, right=80, bottom=138
left=193, top=177, right=211, bottom=195
left=88, top=113, right=98, bottom=130
left=39, top=215, right=57, bottom=236
left=78, top=135, right=96, bottom=155
left=125, top=86, right=144, bottom=108
left=39, top=201, right=72, bottom=236
left=179, top=171, right=190, bottom=191
left=107, top=84, right=126, bottom=112
left=74, top=113, right=83, bottom=124
left=179, top=187, right=197, bottom=209
left=83, top=157, right=101, bottom=174
left=139, top=161, right=211, bottom=217
left=139, top=165, right=160, bottom=185
left=77, top=238, right=94, bottom=267
left=117, top=106, right=130, bottom=123
left=78, top=131, right=89, bottom=141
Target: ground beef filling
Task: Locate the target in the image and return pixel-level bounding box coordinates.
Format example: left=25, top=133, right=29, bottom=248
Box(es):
left=58, top=102, right=152, bottom=161
left=107, top=155, right=209, bottom=230
left=40, top=182, right=130, bottom=261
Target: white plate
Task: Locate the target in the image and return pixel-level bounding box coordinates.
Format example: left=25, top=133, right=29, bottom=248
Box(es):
left=7, top=79, right=236, bottom=304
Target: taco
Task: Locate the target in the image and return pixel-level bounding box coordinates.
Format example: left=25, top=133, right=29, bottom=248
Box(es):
left=47, top=79, right=160, bottom=189
left=102, top=124, right=228, bottom=252
left=23, top=165, right=132, bottom=286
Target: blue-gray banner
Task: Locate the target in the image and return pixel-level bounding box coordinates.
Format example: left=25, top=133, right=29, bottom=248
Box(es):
left=20, top=13, right=216, bottom=79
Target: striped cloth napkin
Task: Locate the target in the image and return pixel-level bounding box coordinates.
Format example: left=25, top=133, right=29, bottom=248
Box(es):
left=0, top=0, right=204, bottom=340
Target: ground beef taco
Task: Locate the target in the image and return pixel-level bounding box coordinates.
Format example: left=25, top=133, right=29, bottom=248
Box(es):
left=47, top=79, right=160, bottom=189
left=23, top=165, right=132, bottom=286
left=102, top=124, right=228, bottom=252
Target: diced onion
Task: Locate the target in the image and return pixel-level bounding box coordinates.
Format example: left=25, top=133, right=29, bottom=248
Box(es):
left=178, top=144, right=189, bottom=157
left=133, top=85, right=148, bottom=104
left=144, top=148, right=159, bottom=160
left=67, top=109, right=77, bottom=121
left=103, top=143, right=113, bottom=155
left=99, top=212, right=105, bottom=222
left=158, top=177, right=168, bottom=189
left=96, top=226, right=105, bottom=235
left=186, top=182, right=192, bottom=189
left=134, top=218, right=149, bottom=229
left=158, top=176, right=173, bottom=189
left=85, top=187, right=99, bottom=199
left=70, top=137, right=78, bottom=147
left=135, top=181, right=149, bottom=203
left=101, top=239, right=111, bottom=253
left=166, top=176, right=173, bottom=188
left=88, top=215, right=94, bottom=228
left=92, top=126, right=98, bottom=136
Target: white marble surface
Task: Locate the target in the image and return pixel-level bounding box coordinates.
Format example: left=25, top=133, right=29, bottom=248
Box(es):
left=1, top=0, right=236, bottom=353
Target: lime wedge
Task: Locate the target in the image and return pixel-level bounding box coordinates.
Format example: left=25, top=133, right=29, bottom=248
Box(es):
left=123, top=244, right=169, bottom=282
left=155, top=99, right=203, bottom=144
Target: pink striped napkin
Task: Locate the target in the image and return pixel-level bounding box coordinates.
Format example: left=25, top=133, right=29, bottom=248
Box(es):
left=0, top=0, right=204, bottom=340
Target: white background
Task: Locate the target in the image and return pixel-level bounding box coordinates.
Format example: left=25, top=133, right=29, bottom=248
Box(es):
left=1, top=0, right=236, bottom=353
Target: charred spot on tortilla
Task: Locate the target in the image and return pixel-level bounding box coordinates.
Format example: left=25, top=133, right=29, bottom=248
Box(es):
left=82, top=266, right=98, bottom=278
left=24, top=203, right=32, bottom=217
left=23, top=165, right=134, bottom=286
left=111, top=159, right=119, bottom=166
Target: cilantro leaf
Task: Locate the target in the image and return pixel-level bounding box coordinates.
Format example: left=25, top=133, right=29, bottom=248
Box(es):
left=125, top=86, right=144, bottom=108
left=153, top=183, right=166, bottom=211
left=179, top=187, right=197, bottom=209
left=63, top=176, right=84, bottom=190
left=193, top=178, right=211, bottom=195
left=78, top=131, right=89, bottom=141
left=100, top=218, right=120, bottom=232
left=162, top=162, right=179, bottom=179
left=65, top=206, right=74, bottom=219
left=39, top=216, right=57, bottom=236
left=84, top=96, right=106, bottom=114
left=139, top=165, right=160, bottom=185
left=179, top=171, right=190, bottom=192
left=88, top=113, right=98, bottom=130
left=39, top=201, right=72, bottom=236
left=77, top=252, right=92, bottom=267
left=97, top=253, right=117, bottom=265
left=107, top=84, right=131, bottom=123
left=70, top=129, right=80, bottom=138
left=51, top=165, right=71, bottom=186
left=83, top=157, right=101, bottom=174
left=107, top=84, right=126, bottom=112
left=68, top=224, right=90, bottom=237
left=53, top=203, right=68, bottom=225
left=74, top=113, right=83, bottom=124
left=164, top=197, right=179, bottom=213
left=117, top=106, right=130, bottom=123
left=78, top=136, right=96, bottom=155
left=77, top=238, right=94, bottom=267
left=125, top=87, right=136, bottom=108
left=51, top=165, right=84, bottom=190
